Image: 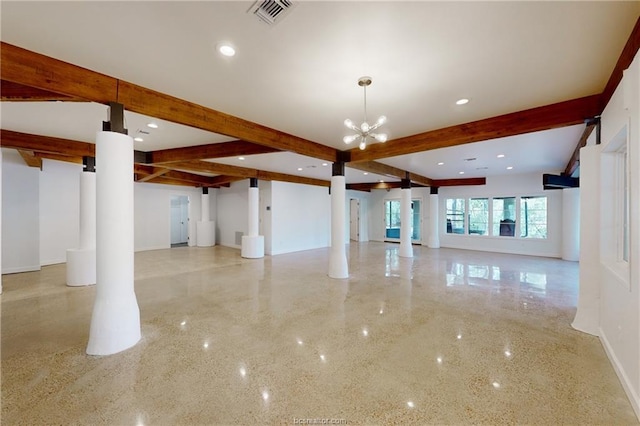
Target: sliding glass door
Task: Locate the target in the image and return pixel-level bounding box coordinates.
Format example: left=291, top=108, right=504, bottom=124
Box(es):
left=384, top=199, right=421, bottom=243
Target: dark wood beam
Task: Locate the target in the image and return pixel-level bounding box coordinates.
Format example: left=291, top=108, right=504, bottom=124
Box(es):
left=563, top=122, right=597, bottom=177
left=431, top=177, right=486, bottom=187
left=0, top=42, right=118, bottom=103
left=209, top=175, right=245, bottom=186
left=17, top=150, right=42, bottom=169
left=135, top=176, right=196, bottom=187
left=134, top=164, right=213, bottom=187
left=1, top=80, right=83, bottom=102
left=348, top=95, right=602, bottom=162
left=0, top=129, right=95, bottom=157
left=601, top=16, right=640, bottom=111
left=150, top=141, right=281, bottom=164
left=347, top=161, right=433, bottom=186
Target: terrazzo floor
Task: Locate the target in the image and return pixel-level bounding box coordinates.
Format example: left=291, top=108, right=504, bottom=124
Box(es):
left=1, top=243, right=638, bottom=425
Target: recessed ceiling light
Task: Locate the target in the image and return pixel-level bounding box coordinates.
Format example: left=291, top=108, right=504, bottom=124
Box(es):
left=459, top=171, right=465, bottom=175
left=134, top=137, right=144, bottom=142
left=147, top=123, right=158, bottom=129
left=297, top=167, right=303, bottom=171
left=507, top=166, right=513, bottom=170
left=437, top=162, right=444, bottom=166
left=497, top=154, right=505, bottom=158
left=238, top=156, right=245, bottom=160
left=322, top=163, right=328, bottom=166
left=379, top=180, right=384, bottom=183
left=218, top=43, right=236, bottom=57
left=363, top=172, right=369, bottom=175
left=456, top=98, right=470, bottom=105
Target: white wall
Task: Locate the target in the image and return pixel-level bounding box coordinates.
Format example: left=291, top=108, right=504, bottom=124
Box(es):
left=258, top=181, right=273, bottom=255
left=1, top=149, right=40, bottom=273
left=595, top=51, right=640, bottom=418
left=134, top=182, right=202, bottom=251
left=438, top=173, right=563, bottom=258
left=40, top=159, right=82, bottom=265
left=271, top=181, right=330, bottom=255
left=216, top=180, right=249, bottom=249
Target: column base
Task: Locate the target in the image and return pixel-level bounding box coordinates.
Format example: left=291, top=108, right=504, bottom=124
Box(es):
left=66, top=248, right=96, bottom=286
left=427, top=237, right=440, bottom=249
left=241, top=235, right=264, bottom=258
left=196, top=221, right=216, bottom=247
left=328, top=249, right=349, bottom=279
left=86, top=294, right=141, bottom=356
left=399, top=243, right=413, bottom=258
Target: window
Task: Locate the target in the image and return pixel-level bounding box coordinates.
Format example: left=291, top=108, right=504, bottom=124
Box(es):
left=492, top=197, right=516, bottom=237
left=385, top=200, right=401, bottom=239
left=446, top=198, right=465, bottom=234
left=520, top=196, right=547, bottom=239
left=468, top=198, right=489, bottom=235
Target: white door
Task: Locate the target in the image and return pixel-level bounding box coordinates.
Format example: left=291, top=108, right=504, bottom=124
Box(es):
left=170, top=196, right=189, bottom=245
left=350, top=199, right=360, bottom=241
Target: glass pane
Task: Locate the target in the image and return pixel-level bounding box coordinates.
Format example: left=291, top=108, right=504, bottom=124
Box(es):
left=412, top=200, right=421, bottom=241
left=493, top=197, right=516, bottom=236
left=385, top=200, right=401, bottom=239
left=520, top=196, right=547, bottom=239
left=468, top=198, right=488, bottom=235
left=446, top=198, right=465, bottom=234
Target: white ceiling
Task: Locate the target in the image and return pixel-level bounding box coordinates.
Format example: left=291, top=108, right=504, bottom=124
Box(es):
left=1, top=1, right=638, bottom=183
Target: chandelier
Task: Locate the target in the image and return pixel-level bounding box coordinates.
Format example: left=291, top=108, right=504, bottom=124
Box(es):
left=343, top=76, right=388, bottom=150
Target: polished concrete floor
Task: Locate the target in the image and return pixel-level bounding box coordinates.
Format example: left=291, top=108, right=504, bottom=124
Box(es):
left=1, top=243, right=638, bottom=425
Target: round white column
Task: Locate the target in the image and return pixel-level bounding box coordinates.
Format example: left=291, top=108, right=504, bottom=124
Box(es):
left=329, top=174, right=348, bottom=278
left=242, top=180, right=264, bottom=258
left=67, top=171, right=97, bottom=286
left=0, top=148, right=3, bottom=294
left=562, top=187, right=580, bottom=261
left=197, top=191, right=215, bottom=247
left=87, top=131, right=141, bottom=356
left=399, top=187, right=413, bottom=258
left=428, top=193, right=440, bottom=248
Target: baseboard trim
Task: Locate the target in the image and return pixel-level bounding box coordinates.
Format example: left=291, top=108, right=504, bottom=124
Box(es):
left=599, top=327, right=640, bottom=421
left=2, top=265, right=41, bottom=274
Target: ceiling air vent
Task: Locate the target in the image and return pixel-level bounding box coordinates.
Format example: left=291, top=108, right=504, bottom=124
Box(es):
left=248, top=0, right=295, bottom=26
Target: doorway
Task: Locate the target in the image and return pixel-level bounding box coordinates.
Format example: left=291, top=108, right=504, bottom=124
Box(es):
left=384, top=198, right=421, bottom=243
left=170, top=195, right=189, bottom=247
left=350, top=199, right=360, bottom=241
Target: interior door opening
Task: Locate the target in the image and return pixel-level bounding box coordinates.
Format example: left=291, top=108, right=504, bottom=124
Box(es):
left=170, top=195, right=190, bottom=247
left=350, top=199, right=360, bottom=242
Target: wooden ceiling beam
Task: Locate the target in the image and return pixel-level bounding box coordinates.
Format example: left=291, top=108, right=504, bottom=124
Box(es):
left=347, top=182, right=403, bottom=192
left=209, top=175, right=246, bottom=186
left=0, top=129, right=95, bottom=157
left=34, top=152, right=83, bottom=164
left=1, top=80, right=83, bottom=102
left=135, top=176, right=196, bottom=187
left=1, top=42, right=338, bottom=162
left=347, top=161, right=433, bottom=186
left=431, top=177, right=486, bottom=187
left=166, top=160, right=258, bottom=178
left=0, top=42, right=118, bottom=103
left=563, top=121, right=597, bottom=177
left=601, top=16, right=640, bottom=111
left=150, top=140, right=281, bottom=164
left=136, top=167, right=171, bottom=183
left=348, top=94, right=602, bottom=163
left=17, top=150, right=42, bottom=169
left=256, top=170, right=330, bottom=187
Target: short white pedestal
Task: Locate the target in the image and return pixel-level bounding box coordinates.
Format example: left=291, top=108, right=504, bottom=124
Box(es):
left=241, top=235, right=264, bottom=258
left=66, top=248, right=96, bottom=286
left=196, top=221, right=215, bottom=247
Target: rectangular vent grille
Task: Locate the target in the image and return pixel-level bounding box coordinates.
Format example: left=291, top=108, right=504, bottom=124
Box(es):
left=235, top=231, right=244, bottom=246
left=249, top=0, right=295, bottom=25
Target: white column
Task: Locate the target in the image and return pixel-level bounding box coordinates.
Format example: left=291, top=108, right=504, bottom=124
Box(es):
left=428, top=192, right=440, bottom=248
left=66, top=171, right=97, bottom=286
left=399, top=187, right=413, bottom=258
left=241, top=179, right=264, bottom=258
left=87, top=131, right=141, bottom=356
left=562, top=187, right=580, bottom=261
left=329, top=174, right=348, bottom=278
left=196, top=190, right=215, bottom=247
left=572, top=145, right=600, bottom=336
